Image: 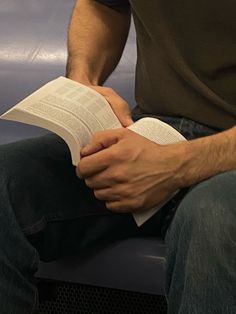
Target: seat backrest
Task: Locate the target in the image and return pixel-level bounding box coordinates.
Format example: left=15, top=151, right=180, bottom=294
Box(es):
left=0, top=0, right=136, bottom=144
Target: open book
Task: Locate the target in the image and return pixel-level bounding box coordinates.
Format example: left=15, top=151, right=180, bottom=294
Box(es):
left=0, top=76, right=186, bottom=226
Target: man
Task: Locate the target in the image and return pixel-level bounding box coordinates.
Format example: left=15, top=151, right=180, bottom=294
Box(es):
left=0, top=0, right=235, bottom=313
left=69, top=1, right=236, bottom=311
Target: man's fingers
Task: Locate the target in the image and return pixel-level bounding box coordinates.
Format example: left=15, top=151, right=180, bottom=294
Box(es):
left=111, top=104, right=133, bottom=127
left=80, top=142, right=104, bottom=157
left=84, top=171, right=110, bottom=189
left=105, top=201, right=129, bottom=212
left=93, top=188, right=120, bottom=201
left=105, top=199, right=142, bottom=213
left=78, top=129, right=130, bottom=178
left=78, top=150, right=108, bottom=177
left=80, top=128, right=124, bottom=157
left=91, top=86, right=133, bottom=127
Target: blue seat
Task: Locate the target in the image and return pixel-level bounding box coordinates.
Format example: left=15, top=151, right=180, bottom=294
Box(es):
left=0, top=1, right=167, bottom=312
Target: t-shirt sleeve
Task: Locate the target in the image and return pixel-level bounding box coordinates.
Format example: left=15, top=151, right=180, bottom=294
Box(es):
left=95, top=0, right=129, bottom=7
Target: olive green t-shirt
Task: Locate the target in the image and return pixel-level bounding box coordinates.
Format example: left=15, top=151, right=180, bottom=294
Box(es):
left=97, top=1, right=236, bottom=129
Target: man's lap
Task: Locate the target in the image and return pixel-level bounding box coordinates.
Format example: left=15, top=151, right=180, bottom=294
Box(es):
left=0, top=134, right=141, bottom=260
left=0, top=115, right=218, bottom=234
left=1, top=134, right=109, bottom=229
left=0, top=117, right=233, bottom=261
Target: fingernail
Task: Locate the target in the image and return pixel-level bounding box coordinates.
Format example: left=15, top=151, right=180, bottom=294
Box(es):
left=76, top=168, right=82, bottom=179
left=125, top=119, right=134, bottom=127
left=80, top=146, right=88, bottom=155
left=76, top=166, right=82, bottom=179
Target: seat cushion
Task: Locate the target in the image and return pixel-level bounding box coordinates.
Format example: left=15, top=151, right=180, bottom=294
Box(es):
left=36, top=237, right=166, bottom=295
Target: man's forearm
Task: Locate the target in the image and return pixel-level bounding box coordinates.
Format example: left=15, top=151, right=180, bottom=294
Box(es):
left=67, top=0, right=131, bottom=85
left=180, top=125, right=236, bottom=187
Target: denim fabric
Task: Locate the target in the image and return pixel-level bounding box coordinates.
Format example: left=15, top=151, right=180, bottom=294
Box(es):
left=165, top=171, right=236, bottom=314
left=0, top=133, right=144, bottom=313
left=0, top=115, right=235, bottom=314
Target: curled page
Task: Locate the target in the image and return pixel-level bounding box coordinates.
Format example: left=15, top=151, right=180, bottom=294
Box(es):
left=1, top=77, right=122, bottom=165
left=128, top=117, right=186, bottom=226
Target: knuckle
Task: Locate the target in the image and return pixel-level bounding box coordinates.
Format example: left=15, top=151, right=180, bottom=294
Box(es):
left=117, top=99, right=129, bottom=108
left=103, top=86, right=114, bottom=95
left=92, top=131, right=103, bottom=140
left=106, top=87, right=114, bottom=92
left=119, top=128, right=130, bottom=137
left=106, top=150, right=117, bottom=161
left=121, top=186, right=132, bottom=197
left=117, top=148, right=129, bottom=161
left=119, top=128, right=127, bottom=135
left=113, top=170, right=127, bottom=182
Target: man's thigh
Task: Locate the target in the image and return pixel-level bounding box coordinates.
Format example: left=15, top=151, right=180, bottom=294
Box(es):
left=165, top=170, right=236, bottom=242
left=0, top=134, right=139, bottom=261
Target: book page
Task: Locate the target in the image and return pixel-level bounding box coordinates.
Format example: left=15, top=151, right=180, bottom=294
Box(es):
left=127, top=117, right=186, bottom=226
left=128, top=117, right=186, bottom=143
left=1, top=77, right=122, bottom=165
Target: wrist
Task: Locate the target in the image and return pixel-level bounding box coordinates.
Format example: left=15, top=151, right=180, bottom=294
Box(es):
left=171, top=142, right=191, bottom=189
left=67, top=72, right=98, bottom=86
left=66, top=57, right=100, bottom=86
left=152, top=142, right=190, bottom=190
left=177, top=140, right=206, bottom=188
left=177, top=127, right=236, bottom=188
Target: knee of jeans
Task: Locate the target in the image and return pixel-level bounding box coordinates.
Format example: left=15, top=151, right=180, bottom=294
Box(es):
left=0, top=144, right=40, bottom=228
left=0, top=143, right=28, bottom=180
left=0, top=145, right=11, bottom=178
left=170, top=171, right=236, bottom=245
left=0, top=146, right=25, bottom=195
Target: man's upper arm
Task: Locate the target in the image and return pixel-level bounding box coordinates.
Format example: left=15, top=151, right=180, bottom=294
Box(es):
left=95, top=0, right=129, bottom=7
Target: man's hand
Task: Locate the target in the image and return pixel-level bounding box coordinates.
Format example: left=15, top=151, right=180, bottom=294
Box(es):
left=69, top=79, right=133, bottom=127
left=89, top=85, right=133, bottom=127
left=77, top=128, right=186, bottom=213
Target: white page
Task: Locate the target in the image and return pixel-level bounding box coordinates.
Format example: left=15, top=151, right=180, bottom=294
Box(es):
left=128, top=117, right=186, bottom=226
left=1, top=77, right=122, bottom=165
left=128, top=117, right=186, bottom=143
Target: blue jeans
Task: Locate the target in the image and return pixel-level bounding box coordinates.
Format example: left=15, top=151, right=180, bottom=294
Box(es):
left=0, top=116, right=235, bottom=313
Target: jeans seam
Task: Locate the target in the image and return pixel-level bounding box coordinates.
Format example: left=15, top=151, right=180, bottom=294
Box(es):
left=22, top=211, right=116, bottom=236
left=178, top=118, right=184, bottom=134
left=30, top=249, right=40, bottom=313
left=31, top=286, right=39, bottom=314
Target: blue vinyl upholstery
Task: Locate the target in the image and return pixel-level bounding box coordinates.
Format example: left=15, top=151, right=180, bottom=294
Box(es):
left=0, top=0, right=166, bottom=296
